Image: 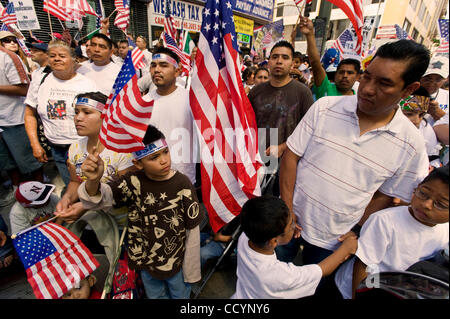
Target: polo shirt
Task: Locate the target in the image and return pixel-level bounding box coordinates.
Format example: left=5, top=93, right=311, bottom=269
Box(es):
left=286, top=95, right=429, bottom=250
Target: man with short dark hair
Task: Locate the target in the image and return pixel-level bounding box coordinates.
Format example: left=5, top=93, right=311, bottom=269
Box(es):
left=248, top=40, right=314, bottom=196
left=299, top=15, right=360, bottom=100
left=77, top=33, right=121, bottom=95
left=279, top=39, right=431, bottom=292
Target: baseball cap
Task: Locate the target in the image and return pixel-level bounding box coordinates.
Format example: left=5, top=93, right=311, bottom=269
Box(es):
left=26, top=42, right=48, bottom=52
left=423, top=56, right=449, bottom=79
left=0, top=30, right=16, bottom=41
left=15, top=181, right=55, bottom=207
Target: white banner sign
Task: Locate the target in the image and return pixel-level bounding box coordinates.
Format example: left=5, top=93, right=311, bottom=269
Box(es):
left=12, top=0, right=40, bottom=30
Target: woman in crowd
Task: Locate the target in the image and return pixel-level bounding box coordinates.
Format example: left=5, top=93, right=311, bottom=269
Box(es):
left=0, top=31, right=34, bottom=74
left=243, top=66, right=257, bottom=95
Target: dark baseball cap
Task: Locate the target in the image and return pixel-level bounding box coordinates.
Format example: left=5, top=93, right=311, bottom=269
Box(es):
left=26, top=42, right=48, bottom=52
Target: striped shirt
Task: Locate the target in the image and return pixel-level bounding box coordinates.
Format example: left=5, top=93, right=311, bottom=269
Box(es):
left=286, top=95, right=429, bottom=250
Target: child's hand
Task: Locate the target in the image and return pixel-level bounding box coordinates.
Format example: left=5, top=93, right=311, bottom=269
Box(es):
left=0, top=231, right=6, bottom=247
left=81, top=147, right=104, bottom=182
left=341, top=235, right=358, bottom=260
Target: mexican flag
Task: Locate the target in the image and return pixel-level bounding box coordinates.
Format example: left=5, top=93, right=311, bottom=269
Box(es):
left=182, top=31, right=195, bottom=55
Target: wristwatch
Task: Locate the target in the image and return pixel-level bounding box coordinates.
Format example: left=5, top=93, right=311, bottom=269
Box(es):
left=351, top=224, right=362, bottom=237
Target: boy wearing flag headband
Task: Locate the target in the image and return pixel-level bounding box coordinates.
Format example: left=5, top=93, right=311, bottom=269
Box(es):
left=78, top=124, right=204, bottom=299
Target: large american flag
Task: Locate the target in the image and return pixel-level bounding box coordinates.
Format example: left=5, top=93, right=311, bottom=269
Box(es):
left=0, top=2, right=17, bottom=26
left=327, top=0, right=364, bottom=54
left=12, top=221, right=99, bottom=299
left=436, top=19, right=449, bottom=54
left=43, top=0, right=71, bottom=21
left=128, top=38, right=146, bottom=70
left=164, top=0, right=177, bottom=42
left=162, top=32, right=191, bottom=76
left=100, top=51, right=154, bottom=153
left=189, top=0, right=263, bottom=233
left=114, top=0, right=130, bottom=32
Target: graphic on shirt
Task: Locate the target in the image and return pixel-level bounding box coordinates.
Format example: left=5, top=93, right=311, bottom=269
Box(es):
left=163, top=210, right=183, bottom=234
left=47, top=100, right=67, bottom=120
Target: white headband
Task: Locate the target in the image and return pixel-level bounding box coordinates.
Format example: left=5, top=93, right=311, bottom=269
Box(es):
left=75, top=97, right=105, bottom=112
left=152, top=53, right=179, bottom=69
left=132, top=139, right=168, bottom=160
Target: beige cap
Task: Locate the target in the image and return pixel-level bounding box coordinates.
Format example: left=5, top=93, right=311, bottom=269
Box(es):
left=423, top=55, right=449, bottom=79
left=0, top=30, right=16, bottom=40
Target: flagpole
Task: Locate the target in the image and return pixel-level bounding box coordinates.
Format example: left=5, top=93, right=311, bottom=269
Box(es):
left=11, top=216, right=58, bottom=240
left=79, top=27, right=101, bottom=41
left=47, top=11, right=54, bottom=39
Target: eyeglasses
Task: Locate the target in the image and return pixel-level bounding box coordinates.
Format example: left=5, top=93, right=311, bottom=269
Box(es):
left=1, top=38, right=17, bottom=44
left=414, top=188, right=449, bottom=211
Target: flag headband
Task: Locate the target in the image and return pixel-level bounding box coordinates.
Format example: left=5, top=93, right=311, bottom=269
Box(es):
left=75, top=97, right=105, bottom=113
left=399, top=95, right=430, bottom=112
left=152, top=53, right=179, bottom=69
left=132, top=139, right=168, bottom=160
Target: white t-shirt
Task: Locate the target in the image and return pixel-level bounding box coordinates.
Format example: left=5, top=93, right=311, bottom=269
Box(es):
left=286, top=96, right=429, bottom=250
left=35, top=73, right=97, bottom=145
left=77, top=61, right=121, bottom=96
left=419, top=120, right=441, bottom=156
left=426, top=89, right=449, bottom=126
left=334, top=205, right=449, bottom=299
left=232, top=233, right=323, bottom=299
left=9, top=193, right=59, bottom=234
left=145, top=87, right=197, bottom=184
left=24, top=65, right=48, bottom=108
left=0, top=51, right=27, bottom=126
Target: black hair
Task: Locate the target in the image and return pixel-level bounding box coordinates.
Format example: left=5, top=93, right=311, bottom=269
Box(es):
left=420, top=165, right=449, bottom=186
left=142, top=124, right=166, bottom=146
left=153, top=46, right=180, bottom=64
left=255, top=67, right=269, bottom=77
left=118, top=39, right=129, bottom=45
left=91, top=33, right=114, bottom=50
left=112, top=41, right=118, bottom=49
left=242, top=66, right=257, bottom=81
left=412, top=86, right=431, bottom=98
left=240, top=196, right=290, bottom=248
left=293, top=51, right=303, bottom=61
left=374, top=40, right=430, bottom=88
left=269, top=40, right=294, bottom=59
left=337, top=58, right=361, bottom=73
left=74, top=91, right=108, bottom=105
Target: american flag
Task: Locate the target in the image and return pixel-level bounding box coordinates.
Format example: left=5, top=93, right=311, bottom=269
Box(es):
left=12, top=221, right=99, bottom=299
left=128, top=38, right=146, bottom=70
left=95, top=0, right=105, bottom=29
left=395, top=24, right=412, bottom=40
left=0, top=23, right=9, bottom=31
left=164, top=0, right=177, bottom=42
left=436, top=19, right=449, bottom=54
left=162, top=32, right=191, bottom=76
left=327, top=0, right=364, bottom=54
left=43, top=0, right=70, bottom=21
left=189, top=0, right=263, bottom=233
left=114, top=0, right=130, bottom=32
left=331, top=27, right=355, bottom=59
left=293, top=0, right=312, bottom=8
left=100, top=51, right=154, bottom=153
left=17, top=37, right=32, bottom=57
left=0, top=2, right=17, bottom=26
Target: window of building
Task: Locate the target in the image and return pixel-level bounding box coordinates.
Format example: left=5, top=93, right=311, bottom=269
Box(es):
left=425, top=12, right=430, bottom=28
left=418, top=1, right=426, bottom=20
left=403, top=19, right=411, bottom=33
left=276, top=3, right=284, bottom=17
left=411, top=28, right=419, bottom=40
left=418, top=35, right=424, bottom=44
left=371, top=0, right=384, bottom=3
left=410, top=0, right=418, bottom=11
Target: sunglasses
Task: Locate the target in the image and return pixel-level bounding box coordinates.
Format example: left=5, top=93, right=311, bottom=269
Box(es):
left=1, top=38, right=17, bottom=44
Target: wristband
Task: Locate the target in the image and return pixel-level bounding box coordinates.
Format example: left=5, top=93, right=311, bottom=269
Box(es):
left=351, top=224, right=362, bottom=237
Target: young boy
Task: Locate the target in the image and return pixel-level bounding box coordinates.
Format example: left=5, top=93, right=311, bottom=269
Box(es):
left=61, top=275, right=101, bottom=299
left=232, top=195, right=357, bottom=299
left=10, top=181, right=59, bottom=235
left=78, top=125, right=203, bottom=299
left=334, top=166, right=449, bottom=299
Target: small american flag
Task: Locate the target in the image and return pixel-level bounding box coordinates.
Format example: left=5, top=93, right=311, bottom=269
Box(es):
left=332, top=28, right=355, bottom=59
left=395, top=24, right=412, bottom=40
left=43, top=0, right=70, bottom=21
left=189, top=0, right=263, bottom=233
left=162, top=32, right=191, bottom=75
left=12, top=221, right=99, bottom=299
left=327, top=0, right=364, bottom=54
left=128, top=38, right=146, bottom=70
left=436, top=19, right=449, bottom=54
left=100, top=51, right=154, bottom=153
left=0, top=2, right=17, bottom=26
left=95, top=0, right=105, bottom=29
left=17, top=37, right=32, bottom=57
left=114, top=0, right=130, bottom=32
left=164, top=0, right=177, bottom=42
left=293, top=0, right=312, bottom=8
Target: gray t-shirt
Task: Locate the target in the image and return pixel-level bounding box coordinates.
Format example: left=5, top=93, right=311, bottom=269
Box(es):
left=0, top=51, right=27, bottom=126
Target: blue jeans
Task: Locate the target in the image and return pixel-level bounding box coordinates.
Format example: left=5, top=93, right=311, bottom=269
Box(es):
left=49, top=143, right=71, bottom=186
left=140, top=269, right=191, bottom=299
left=200, top=232, right=226, bottom=268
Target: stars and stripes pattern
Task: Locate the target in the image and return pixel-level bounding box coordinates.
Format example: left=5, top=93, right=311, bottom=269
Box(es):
left=114, top=0, right=130, bottom=32
left=128, top=38, right=146, bottom=70
left=395, top=24, right=412, bottom=40
left=43, top=0, right=71, bottom=21
left=293, top=0, right=312, bottom=8
left=162, top=32, right=191, bottom=76
left=164, top=0, right=178, bottom=42
left=189, top=0, right=263, bottom=233
left=12, top=221, right=99, bottom=299
left=95, top=0, right=105, bottom=29
left=436, top=19, right=449, bottom=54
left=0, top=2, right=17, bottom=26
left=100, top=51, right=154, bottom=153
left=327, top=0, right=364, bottom=54
left=331, top=27, right=355, bottom=59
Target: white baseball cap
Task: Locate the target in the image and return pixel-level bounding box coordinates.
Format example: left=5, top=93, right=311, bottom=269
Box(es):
left=15, top=181, right=55, bottom=207
left=424, top=55, right=449, bottom=79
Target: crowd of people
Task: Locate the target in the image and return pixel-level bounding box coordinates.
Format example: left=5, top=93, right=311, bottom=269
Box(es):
left=0, top=12, right=448, bottom=300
